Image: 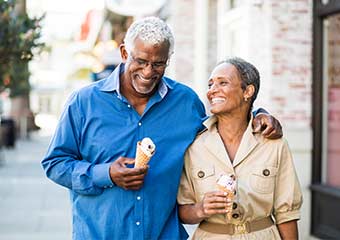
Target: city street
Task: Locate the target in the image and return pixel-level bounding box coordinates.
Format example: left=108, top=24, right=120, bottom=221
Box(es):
left=0, top=130, right=71, bottom=240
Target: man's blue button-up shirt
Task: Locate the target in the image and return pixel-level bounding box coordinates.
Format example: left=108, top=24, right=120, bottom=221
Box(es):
left=42, top=64, right=206, bottom=239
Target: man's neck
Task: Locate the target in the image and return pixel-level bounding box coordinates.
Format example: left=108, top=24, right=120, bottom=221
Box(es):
left=120, top=74, right=153, bottom=115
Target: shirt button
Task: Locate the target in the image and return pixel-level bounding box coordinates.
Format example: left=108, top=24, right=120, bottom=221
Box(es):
left=137, top=196, right=141, bottom=200
left=127, top=104, right=131, bottom=108
left=136, top=221, right=140, bottom=226
left=138, top=122, right=142, bottom=126
left=263, top=169, right=270, bottom=176
left=197, top=171, right=205, bottom=178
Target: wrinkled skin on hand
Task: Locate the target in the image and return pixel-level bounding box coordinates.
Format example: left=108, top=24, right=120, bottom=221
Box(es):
left=252, top=113, right=283, bottom=139
left=109, top=157, right=148, bottom=190
left=197, top=191, right=232, bottom=219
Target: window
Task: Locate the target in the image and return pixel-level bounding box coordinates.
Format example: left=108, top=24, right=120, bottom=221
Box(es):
left=217, top=0, right=248, bottom=61
left=312, top=1, right=340, bottom=238
left=322, top=15, right=340, bottom=188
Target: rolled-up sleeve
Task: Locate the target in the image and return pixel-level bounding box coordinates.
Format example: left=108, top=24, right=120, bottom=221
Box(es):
left=273, top=139, right=303, bottom=224
left=177, top=152, right=196, bottom=205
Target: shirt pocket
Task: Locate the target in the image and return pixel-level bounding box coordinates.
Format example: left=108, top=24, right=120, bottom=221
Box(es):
left=190, top=165, right=216, bottom=198
left=249, top=166, right=278, bottom=194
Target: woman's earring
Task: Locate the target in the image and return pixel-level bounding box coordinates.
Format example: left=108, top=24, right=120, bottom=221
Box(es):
left=244, top=97, right=248, bottom=102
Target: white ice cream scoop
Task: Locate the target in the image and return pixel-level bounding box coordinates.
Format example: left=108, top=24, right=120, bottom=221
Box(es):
left=140, top=137, right=156, bottom=157
left=217, top=174, right=236, bottom=191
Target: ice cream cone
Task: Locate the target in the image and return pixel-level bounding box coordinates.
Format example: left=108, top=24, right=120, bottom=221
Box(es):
left=217, top=174, right=236, bottom=220
left=135, top=141, right=152, bottom=168
left=217, top=185, right=235, bottom=220
left=134, top=138, right=155, bottom=168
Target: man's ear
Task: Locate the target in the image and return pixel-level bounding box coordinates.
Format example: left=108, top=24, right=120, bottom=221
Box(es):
left=120, top=44, right=128, bottom=62
left=244, top=85, right=255, bottom=100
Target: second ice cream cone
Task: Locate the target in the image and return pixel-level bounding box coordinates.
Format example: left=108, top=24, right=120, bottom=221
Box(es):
left=218, top=185, right=235, bottom=220
left=217, top=174, right=236, bottom=221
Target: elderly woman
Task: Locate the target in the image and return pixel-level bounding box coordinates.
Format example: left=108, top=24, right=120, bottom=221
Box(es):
left=177, top=57, right=302, bottom=239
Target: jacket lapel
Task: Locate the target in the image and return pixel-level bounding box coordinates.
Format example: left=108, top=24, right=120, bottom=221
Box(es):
left=232, top=118, right=259, bottom=167
left=202, top=117, right=234, bottom=171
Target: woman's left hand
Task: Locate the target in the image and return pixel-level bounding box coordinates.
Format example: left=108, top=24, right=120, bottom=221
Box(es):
left=252, top=113, right=283, bottom=139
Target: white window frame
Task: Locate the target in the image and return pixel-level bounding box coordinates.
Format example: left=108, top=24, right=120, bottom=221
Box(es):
left=217, top=0, right=249, bottom=61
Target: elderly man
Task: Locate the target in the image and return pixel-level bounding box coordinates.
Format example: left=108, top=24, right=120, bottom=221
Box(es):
left=42, top=17, right=282, bottom=239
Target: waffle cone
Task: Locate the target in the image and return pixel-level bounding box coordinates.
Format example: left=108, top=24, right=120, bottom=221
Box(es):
left=218, top=185, right=235, bottom=220
left=134, top=142, right=152, bottom=168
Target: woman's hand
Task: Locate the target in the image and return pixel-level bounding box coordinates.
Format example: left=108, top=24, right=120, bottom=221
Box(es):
left=178, top=191, right=232, bottom=224
left=197, top=191, right=232, bottom=219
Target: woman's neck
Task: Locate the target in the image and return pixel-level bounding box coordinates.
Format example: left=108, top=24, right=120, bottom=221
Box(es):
left=217, top=113, right=248, bottom=139
left=216, top=113, right=249, bottom=162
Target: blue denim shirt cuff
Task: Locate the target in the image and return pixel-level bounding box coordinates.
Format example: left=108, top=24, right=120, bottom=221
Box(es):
left=92, top=163, right=115, bottom=188
left=252, top=107, right=268, bottom=116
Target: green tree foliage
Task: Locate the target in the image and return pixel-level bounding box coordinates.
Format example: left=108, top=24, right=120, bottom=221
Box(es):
left=0, top=0, right=44, bottom=97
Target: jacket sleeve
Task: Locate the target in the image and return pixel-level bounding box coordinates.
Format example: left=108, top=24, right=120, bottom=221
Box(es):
left=177, top=151, right=197, bottom=205
left=41, top=92, right=113, bottom=196
left=273, top=139, right=303, bottom=224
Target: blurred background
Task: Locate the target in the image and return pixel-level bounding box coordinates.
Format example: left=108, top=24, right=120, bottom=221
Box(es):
left=0, top=0, right=339, bottom=239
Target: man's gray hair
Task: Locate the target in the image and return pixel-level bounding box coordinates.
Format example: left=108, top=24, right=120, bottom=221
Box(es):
left=124, top=17, right=174, bottom=57
left=220, top=57, right=260, bottom=106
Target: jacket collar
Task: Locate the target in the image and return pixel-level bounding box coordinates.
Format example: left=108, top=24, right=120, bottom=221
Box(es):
left=203, top=115, right=259, bottom=168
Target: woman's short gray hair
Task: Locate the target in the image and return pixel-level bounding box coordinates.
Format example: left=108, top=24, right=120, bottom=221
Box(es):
left=220, top=57, right=260, bottom=106
left=124, top=17, right=174, bottom=57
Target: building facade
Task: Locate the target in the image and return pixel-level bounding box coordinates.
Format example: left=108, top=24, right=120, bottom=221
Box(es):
left=168, top=0, right=337, bottom=239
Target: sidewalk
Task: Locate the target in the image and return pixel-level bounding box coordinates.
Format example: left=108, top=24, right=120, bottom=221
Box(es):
left=0, top=130, right=196, bottom=239
left=0, top=130, right=71, bottom=240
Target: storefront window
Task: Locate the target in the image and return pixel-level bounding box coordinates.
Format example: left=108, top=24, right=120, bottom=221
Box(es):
left=322, top=13, right=340, bottom=188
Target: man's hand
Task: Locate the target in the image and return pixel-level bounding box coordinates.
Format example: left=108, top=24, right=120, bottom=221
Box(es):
left=109, top=157, right=148, bottom=190
left=253, top=113, right=283, bottom=139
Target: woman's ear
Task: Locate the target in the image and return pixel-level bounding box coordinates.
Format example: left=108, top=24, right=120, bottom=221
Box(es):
left=120, top=44, right=128, bottom=62
left=244, top=84, right=255, bottom=101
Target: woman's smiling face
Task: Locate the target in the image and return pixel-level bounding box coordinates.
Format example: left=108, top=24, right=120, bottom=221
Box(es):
left=207, top=63, right=247, bottom=115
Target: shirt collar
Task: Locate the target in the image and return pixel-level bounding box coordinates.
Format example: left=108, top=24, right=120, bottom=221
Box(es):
left=203, top=114, right=254, bottom=134
left=99, top=63, right=173, bottom=99
left=203, top=115, right=218, bottom=130
left=202, top=114, right=259, bottom=168
left=99, top=63, right=124, bottom=95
